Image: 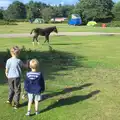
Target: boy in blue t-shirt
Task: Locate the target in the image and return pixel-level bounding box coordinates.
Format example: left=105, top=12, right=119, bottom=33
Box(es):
left=24, top=59, right=45, bottom=116
left=5, top=46, right=28, bottom=109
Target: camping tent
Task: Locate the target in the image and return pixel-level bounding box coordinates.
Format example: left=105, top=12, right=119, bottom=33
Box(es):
left=33, top=18, right=44, bottom=24
left=87, top=21, right=97, bottom=26
left=68, top=14, right=82, bottom=26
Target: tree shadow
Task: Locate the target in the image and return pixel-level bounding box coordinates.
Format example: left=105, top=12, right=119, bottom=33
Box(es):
left=0, top=46, right=86, bottom=85
left=42, top=83, right=93, bottom=100
left=0, top=51, right=9, bottom=84
left=40, top=90, right=100, bottom=113
left=19, top=101, right=28, bottom=108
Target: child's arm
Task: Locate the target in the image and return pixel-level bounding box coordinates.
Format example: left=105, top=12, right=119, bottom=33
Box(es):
left=5, top=60, right=10, bottom=77
left=21, top=60, right=29, bottom=69
left=24, top=74, right=29, bottom=92
left=5, top=69, right=8, bottom=77
left=40, top=73, right=45, bottom=92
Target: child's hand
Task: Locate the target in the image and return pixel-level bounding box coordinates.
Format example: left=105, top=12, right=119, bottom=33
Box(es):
left=23, top=60, right=30, bottom=68
left=5, top=70, right=8, bottom=78
left=22, top=94, right=25, bottom=100
left=27, top=60, right=30, bottom=68
left=5, top=73, right=8, bottom=78
left=41, top=90, right=44, bottom=93
left=22, top=93, right=27, bottom=100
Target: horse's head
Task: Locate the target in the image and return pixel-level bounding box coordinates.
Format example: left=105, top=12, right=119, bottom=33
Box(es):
left=53, top=26, right=58, bottom=33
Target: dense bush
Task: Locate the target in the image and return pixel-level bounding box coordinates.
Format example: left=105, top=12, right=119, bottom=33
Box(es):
left=6, top=19, right=29, bottom=22
left=112, top=2, right=120, bottom=21
left=95, top=23, right=104, bottom=27
left=95, top=21, right=120, bottom=27
left=0, top=20, right=17, bottom=25
left=107, top=21, right=120, bottom=27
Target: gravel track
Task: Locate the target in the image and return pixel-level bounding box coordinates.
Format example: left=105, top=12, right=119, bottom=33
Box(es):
left=0, top=32, right=120, bottom=38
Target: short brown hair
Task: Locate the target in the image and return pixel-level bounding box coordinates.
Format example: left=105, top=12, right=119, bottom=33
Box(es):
left=30, top=59, right=39, bottom=70
left=10, top=46, right=20, bottom=56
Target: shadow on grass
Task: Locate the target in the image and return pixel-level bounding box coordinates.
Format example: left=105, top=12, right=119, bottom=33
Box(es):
left=19, top=101, right=28, bottom=108
left=40, top=90, right=100, bottom=113
left=43, top=83, right=93, bottom=100
left=20, top=83, right=93, bottom=108
left=0, top=46, right=86, bottom=84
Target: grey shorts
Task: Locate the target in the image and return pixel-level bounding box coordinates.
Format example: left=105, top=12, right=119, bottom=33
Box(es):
left=28, top=93, right=42, bottom=102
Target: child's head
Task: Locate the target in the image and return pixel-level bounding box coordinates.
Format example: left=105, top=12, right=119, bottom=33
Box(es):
left=10, top=46, right=20, bottom=57
left=30, top=59, right=39, bottom=71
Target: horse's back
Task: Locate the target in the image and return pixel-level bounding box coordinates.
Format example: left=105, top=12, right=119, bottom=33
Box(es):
left=33, top=26, right=57, bottom=36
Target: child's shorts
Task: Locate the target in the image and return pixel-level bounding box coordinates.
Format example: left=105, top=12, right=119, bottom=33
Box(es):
left=28, top=93, right=42, bottom=102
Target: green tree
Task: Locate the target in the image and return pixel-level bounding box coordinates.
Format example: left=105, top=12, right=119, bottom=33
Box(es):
left=26, top=0, right=48, bottom=20
left=41, top=7, right=54, bottom=23
left=74, top=0, right=114, bottom=23
left=0, top=9, right=3, bottom=19
left=52, top=5, right=74, bottom=18
left=3, top=1, right=26, bottom=20
left=62, top=5, right=74, bottom=17
left=52, top=6, right=63, bottom=17
left=112, top=2, right=120, bottom=20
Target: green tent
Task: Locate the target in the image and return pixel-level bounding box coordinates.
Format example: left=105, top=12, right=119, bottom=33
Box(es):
left=87, top=21, right=97, bottom=26
left=33, top=18, right=44, bottom=24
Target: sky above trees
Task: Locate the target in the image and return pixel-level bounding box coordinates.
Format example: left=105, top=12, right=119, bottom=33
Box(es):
left=0, top=0, right=119, bottom=8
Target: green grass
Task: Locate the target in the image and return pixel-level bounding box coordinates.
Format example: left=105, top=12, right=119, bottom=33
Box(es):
left=0, top=22, right=120, bottom=33
left=0, top=35, right=120, bottom=120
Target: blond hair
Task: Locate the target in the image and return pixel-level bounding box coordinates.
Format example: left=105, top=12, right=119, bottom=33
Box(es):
left=10, top=46, right=20, bottom=56
left=30, top=59, right=39, bottom=70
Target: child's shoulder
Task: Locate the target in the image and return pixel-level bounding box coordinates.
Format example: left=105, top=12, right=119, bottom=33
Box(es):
left=26, top=71, right=41, bottom=76
left=26, top=72, right=43, bottom=80
left=6, top=57, right=13, bottom=62
left=7, top=57, right=21, bottom=61
left=7, top=57, right=12, bottom=60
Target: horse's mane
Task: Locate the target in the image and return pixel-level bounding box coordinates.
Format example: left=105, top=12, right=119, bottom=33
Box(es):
left=43, top=26, right=56, bottom=30
left=35, top=26, right=56, bottom=31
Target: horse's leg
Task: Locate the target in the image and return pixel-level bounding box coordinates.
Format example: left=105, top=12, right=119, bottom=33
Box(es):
left=47, top=35, right=50, bottom=43
left=32, top=36, right=35, bottom=46
left=44, top=35, right=49, bottom=44
left=36, top=35, right=39, bottom=45
left=44, top=35, right=47, bottom=43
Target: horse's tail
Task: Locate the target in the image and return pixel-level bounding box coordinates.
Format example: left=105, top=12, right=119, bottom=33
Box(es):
left=30, top=29, right=35, bottom=34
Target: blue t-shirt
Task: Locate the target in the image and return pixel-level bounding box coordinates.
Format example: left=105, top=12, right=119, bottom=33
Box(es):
left=6, top=57, right=23, bottom=78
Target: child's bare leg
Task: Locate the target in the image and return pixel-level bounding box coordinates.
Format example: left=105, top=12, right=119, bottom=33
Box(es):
left=35, top=100, right=39, bottom=111
left=28, top=101, right=32, bottom=111
left=35, top=100, right=39, bottom=115
left=26, top=101, right=32, bottom=116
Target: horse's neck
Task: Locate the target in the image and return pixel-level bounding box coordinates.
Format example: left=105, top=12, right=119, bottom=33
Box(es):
left=47, top=27, right=54, bottom=33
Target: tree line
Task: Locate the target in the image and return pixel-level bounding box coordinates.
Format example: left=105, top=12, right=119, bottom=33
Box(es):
left=0, top=0, right=119, bottom=24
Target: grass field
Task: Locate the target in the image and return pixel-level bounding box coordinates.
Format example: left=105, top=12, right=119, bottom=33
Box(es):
left=0, top=35, right=120, bottom=120
left=0, top=22, right=120, bottom=34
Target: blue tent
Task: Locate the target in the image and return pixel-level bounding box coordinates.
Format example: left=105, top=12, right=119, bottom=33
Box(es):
left=68, top=14, right=82, bottom=25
